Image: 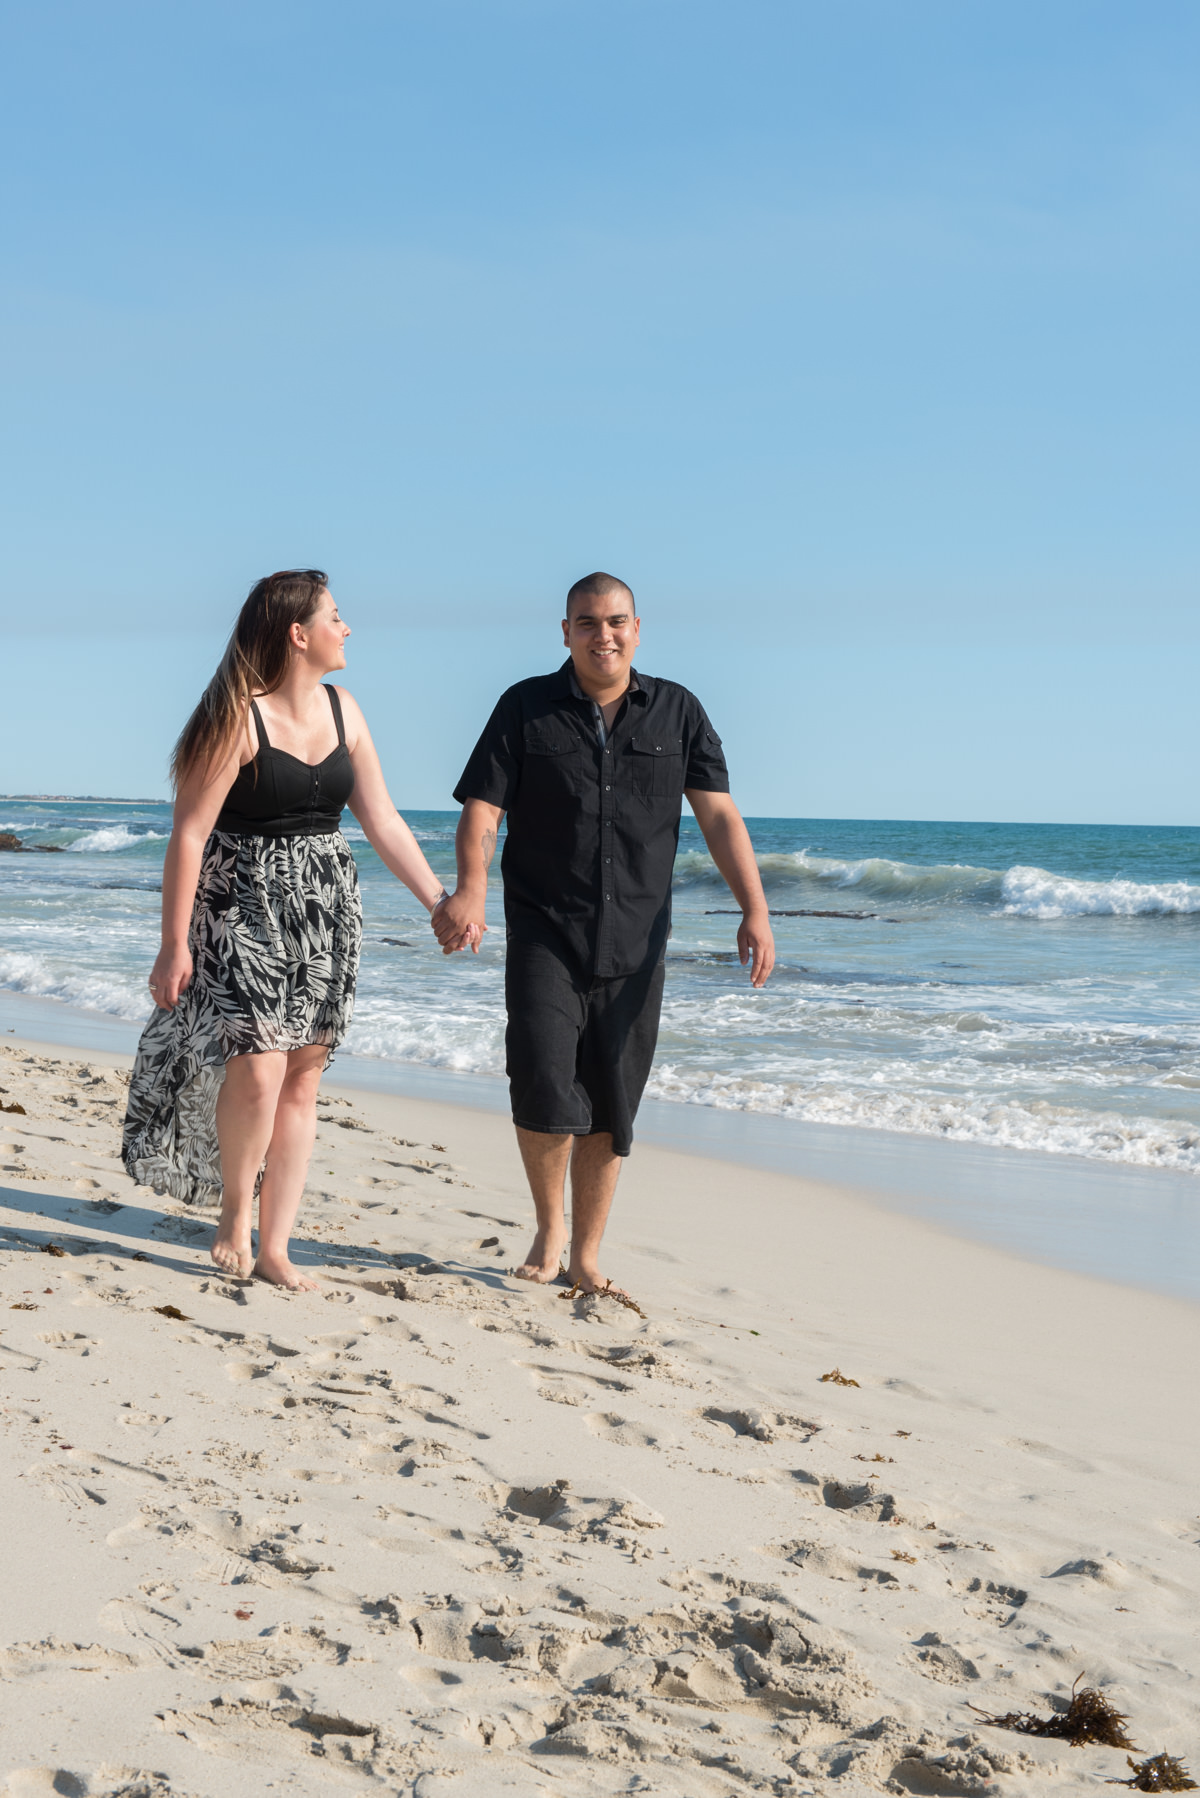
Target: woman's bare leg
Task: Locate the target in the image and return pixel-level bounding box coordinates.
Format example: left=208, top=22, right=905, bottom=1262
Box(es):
left=213, top=1051, right=288, bottom=1276
left=253, top=1044, right=328, bottom=1290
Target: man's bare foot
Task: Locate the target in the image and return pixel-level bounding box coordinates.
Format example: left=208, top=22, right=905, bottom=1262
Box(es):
left=252, top=1252, right=319, bottom=1292
left=564, top=1269, right=629, bottom=1298
left=560, top=1272, right=645, bottom=1317
left=211, top=1197, right=253, bottom=1278
left=513, top=1227, right=569, bottom=1284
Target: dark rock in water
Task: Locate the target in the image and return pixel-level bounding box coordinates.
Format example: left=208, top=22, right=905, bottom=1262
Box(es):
left=0, top=834, right=63, bottom=852
left=704, top=906, right=879, bottom=920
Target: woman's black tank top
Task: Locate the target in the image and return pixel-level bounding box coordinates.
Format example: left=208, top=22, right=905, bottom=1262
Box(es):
left=215, top=686, right=355, bottom=838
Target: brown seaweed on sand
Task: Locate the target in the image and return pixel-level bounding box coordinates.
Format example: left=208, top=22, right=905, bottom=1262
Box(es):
left=972, top=1677, right=1137, bottom=1749
left=1112, top=1754, right=1199, bottom=1792
left=820, top=1367, right=860, bottom=1387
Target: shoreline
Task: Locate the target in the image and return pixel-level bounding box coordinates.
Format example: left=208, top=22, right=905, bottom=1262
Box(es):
left=3, top=986, right=1197, bottom=1309
left=0, top=1035, right=1197, bottom=1794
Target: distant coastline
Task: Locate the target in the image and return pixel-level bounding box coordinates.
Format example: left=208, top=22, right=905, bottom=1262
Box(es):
left=0, top=794, right=166, bottom=805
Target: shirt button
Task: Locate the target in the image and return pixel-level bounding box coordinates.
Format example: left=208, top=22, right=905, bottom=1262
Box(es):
left=605, top=856, right=611, bottom=863
left=605, top=784, right=611, bottom=791
left=605, top=893, right=611, bottom=900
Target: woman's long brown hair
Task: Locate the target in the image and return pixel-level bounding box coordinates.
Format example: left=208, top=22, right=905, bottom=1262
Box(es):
left=171, top=569, right=329, bottom=790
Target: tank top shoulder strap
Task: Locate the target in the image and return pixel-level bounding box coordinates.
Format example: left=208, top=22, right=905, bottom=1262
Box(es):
left=249, top=699, right=270, bottom=753
left=324, top=684, right=347, bottom=749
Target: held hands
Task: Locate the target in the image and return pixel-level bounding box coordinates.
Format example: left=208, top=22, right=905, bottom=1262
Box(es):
left=148, top=946, right=193, bottom=1010
left=431, top=890, right=488, bottom=956
left=738, top=910, right=775, bottom=989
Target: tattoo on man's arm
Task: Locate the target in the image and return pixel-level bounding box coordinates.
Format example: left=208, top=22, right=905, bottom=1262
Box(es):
left=481, top=828, right=497, bottom=868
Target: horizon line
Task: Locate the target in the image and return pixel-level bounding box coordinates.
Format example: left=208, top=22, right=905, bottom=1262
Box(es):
left=1, top=795, right=1194, bottom=832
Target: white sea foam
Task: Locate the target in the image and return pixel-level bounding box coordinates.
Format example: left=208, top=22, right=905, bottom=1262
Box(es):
left=345, top=998, right=505, bottom=1074
left=0, top=951, right=153, bottom=1021
left=1001, top=865, right=1200, bottom=919
left=646, top=1064, right=1200, bottom=1172
left=66, top=825, right=166, bottom=854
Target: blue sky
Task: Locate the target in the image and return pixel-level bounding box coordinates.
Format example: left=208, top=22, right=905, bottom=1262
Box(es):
left=1, top=1, right=1196, bottom=822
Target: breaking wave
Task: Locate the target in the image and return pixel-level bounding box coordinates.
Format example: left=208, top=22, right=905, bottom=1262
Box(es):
left=1000, top=866, right=1200, bottom=919
left=65, top=825, right=167, bottom=854
left=673, top=850, right=1200, bottom=918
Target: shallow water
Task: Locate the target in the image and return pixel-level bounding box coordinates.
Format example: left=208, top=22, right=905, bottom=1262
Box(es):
left=1, top=801, right=1197, bottom=1174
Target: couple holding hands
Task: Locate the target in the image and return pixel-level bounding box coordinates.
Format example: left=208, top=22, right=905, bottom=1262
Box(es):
left=122, top=568, right=774, bottom=1299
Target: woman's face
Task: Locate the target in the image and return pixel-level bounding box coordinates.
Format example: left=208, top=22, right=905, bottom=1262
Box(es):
left=295, top=588, right=350, bottom=672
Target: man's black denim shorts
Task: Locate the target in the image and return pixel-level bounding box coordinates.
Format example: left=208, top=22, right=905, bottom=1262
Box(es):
left=505, top=940, right=666, bottom=1157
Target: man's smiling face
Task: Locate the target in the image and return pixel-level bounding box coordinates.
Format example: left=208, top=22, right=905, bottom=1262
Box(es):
left=562, top=590, right=641, bottom=697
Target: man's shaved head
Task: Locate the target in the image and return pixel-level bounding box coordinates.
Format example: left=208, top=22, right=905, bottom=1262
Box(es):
left=565, top=571, right=636, bottom=617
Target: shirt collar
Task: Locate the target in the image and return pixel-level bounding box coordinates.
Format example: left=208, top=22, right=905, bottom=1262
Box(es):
left=562, top=659, right=646, bottom=703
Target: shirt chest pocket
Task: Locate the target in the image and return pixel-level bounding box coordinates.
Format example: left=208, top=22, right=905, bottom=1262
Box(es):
left=523, top=725, right=586, bottom=797
left=629, top=734, right=685, bottom=801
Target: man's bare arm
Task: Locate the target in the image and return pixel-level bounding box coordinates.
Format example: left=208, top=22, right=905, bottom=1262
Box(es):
left=430, top=798, right=504, bottom=955
left=685, top=789, right=775, bottom=988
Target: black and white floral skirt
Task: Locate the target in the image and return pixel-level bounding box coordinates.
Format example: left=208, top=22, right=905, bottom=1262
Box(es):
left=122, top=830, right=362, bottom=1207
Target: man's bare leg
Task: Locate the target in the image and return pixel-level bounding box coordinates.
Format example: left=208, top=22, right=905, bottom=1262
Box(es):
left=513, top=1128, right=572, bottom=1281
left=565, top=1132, right=625, bottom=1293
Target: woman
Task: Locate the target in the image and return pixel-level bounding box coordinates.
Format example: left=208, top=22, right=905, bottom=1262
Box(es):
left=122, top=569, right=469, bottom=1289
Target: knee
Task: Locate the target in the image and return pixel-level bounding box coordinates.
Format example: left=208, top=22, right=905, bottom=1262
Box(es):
left=224, top=1055, right=281, bottom=1109
left=278, top=1068, right=323, bottom=1114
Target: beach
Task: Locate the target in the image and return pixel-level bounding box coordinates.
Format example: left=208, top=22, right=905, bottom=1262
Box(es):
left=2, top=1033, right=1198, bottom=1796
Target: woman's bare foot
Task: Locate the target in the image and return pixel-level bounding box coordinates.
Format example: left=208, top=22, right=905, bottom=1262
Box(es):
left=252, top=1251, right=319, bottom=1292
left=513, top=1226, right=569, bottom=1284
left=211, top=1196, right=253, bottom=1278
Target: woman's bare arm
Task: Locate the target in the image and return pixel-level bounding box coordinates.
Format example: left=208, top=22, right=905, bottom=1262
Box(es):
left=338, top=689, right=474, bottom=945
left=150, top=740, right=243, bottom=1008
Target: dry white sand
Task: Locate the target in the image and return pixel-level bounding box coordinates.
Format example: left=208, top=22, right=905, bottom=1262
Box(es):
left=1, top=1035, right=1197, bottom=1798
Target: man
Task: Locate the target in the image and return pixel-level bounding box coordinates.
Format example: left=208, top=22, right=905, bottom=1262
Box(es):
left=432, top=572, right=774, bottom=1302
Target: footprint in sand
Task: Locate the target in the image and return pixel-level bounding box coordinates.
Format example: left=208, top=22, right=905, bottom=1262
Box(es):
left=584, top=1411, right=665, bottom=1449
left=699, top=1404, right=820, bottom=1443
left=36, top=1473, right=108, bottom=1510
left=779, top=1538, right=901, bottom=1584
left=35, top=1331, right=98, bottom=1355
left=907, top=1631, right=982, bottom=1684
left=536, top=1379, right=586, bottom=1407
left=0, top=1640, right=138, bottom=1678
left=519, top=1359, right=633, bottom=1395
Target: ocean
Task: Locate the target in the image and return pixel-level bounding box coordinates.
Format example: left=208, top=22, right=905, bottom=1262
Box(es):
left=2, top=800, right=1197, bottom=1178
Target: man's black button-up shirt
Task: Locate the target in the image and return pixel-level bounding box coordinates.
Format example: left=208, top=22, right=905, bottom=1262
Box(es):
left=453, top=660, right=730, bottom=978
